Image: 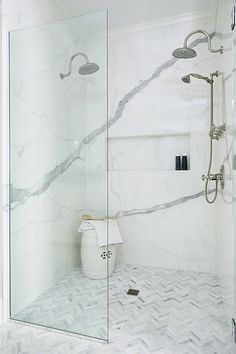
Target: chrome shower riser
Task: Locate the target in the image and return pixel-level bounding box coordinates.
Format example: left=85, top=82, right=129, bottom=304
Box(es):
left=180, top=69, right=224, bottom=203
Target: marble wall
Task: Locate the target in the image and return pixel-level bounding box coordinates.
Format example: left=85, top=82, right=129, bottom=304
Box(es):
left=214, top=0, right=234, bottom=322
left=108, top=15, right=219, bottom=272
left=0, top=2, right=2, bottom=324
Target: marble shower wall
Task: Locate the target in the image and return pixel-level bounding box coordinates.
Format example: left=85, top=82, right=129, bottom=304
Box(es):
left=108, top=14, right=219, bottom=272
left=214, top=0, right=234, bottom=322
left=0, top=3, right=2, bottom=324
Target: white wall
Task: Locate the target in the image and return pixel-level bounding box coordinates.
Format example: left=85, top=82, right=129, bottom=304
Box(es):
left=54, top=0, right=218, bottom=30
left=0, top=4, right=2, bottom=324
left=214, top=0, right=234, bottom=322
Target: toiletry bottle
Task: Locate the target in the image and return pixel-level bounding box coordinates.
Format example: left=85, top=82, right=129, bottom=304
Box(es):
left=181, top=154, right=188, bottom=170
left=175, top=155, right=181, bottom=170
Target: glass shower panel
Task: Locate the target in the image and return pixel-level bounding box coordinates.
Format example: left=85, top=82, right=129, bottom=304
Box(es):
left=233, top=8, right=236, bottom=338
left=9, top=11, right=108, bottom=340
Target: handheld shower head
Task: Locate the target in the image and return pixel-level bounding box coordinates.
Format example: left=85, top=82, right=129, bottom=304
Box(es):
left=172, top=30, right=224, bottom=59
left=60, top=52, right=99, bottom=79
left=181, top=73, right=212, bottom=84
left=181, top=75, right=191, bottom=83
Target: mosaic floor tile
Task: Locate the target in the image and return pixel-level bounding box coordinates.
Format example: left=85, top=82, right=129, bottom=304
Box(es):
left=0, top=264, right=234, bottom=353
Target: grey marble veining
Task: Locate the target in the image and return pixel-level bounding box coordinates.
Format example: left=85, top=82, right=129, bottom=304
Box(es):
left=10, top=32, right=223, bottom=208
left=115, top=190, right=213, bottom=218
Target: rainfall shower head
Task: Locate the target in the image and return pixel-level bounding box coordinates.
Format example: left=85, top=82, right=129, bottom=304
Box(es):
left=181, top=73, right=212, bottom=84
left=60, top=52, right=99, bottom=79
left=172, top=30, right=223, bottom=59
left=172, top=47, right=197, bottom=59
left=79, top=62, right=99, bottom=75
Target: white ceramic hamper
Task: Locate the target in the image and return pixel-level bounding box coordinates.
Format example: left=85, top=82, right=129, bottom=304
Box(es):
left=81, top=228, right=117, bottom=279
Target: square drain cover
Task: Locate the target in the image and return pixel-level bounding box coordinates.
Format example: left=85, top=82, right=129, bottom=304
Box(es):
left=127, top=289, right=139, bottom=296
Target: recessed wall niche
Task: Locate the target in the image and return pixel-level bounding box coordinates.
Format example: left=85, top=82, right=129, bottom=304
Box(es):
left=108, top=133, right=190, bottom=171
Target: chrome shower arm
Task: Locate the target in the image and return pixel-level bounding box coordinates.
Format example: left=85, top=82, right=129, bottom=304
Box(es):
left=189, top=73, right=213, bottom=84
left=60, top=52, right=89, bottom=79
left=183, top=30, right=223, bottom=54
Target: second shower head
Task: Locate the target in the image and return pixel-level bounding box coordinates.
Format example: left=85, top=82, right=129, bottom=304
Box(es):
left=60, top=52, right=99, bottom=79
left=172, top=30, right=223, bottom=59
left=79, top=62, right=99, bottom=75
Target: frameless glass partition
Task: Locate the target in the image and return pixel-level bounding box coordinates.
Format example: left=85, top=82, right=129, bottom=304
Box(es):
left=233, top=10, right=236, bottom=335
left=9, top=11, right=108, bottom=340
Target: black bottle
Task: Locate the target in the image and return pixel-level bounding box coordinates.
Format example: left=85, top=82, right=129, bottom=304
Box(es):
left=181, top=154, right=188, bottom=170
left=175, top=155, right=181, bottom=170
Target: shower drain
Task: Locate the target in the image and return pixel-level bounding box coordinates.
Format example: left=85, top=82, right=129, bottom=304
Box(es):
left=127, top=289, right=140, bottom=296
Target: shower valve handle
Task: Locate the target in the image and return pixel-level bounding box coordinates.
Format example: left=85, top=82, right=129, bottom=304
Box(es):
left=209, top=124, right=226, bottom=140
left=202, top=173, right=223, bottom=181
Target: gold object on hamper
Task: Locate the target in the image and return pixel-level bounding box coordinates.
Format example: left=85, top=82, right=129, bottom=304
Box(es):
left=81, top=214, right=115, bottom=221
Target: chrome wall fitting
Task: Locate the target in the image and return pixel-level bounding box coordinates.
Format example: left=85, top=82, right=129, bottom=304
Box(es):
left=201, top=173, right=223, bottom=181
left=209, top=123, right=226, bottom=140
left=201, top=164, right=225, bottom=191
left=172, top=30, right=224, bottom=59
left=60, top=52, right=99, bottom=79
left=180, top=69, right=223, bottom=203
left=220, top=164, right=225, bottom=189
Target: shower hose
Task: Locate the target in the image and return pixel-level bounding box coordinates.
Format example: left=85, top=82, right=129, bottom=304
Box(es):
left=204, top=137, right=218, bottom=204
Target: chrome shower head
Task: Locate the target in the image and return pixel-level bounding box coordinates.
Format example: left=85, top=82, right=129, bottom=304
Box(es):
left=181, top=73, right=212, bottom=84
left=181, top=75, right=191, bottom=83
left=79, top=62, right=99, bottom=75
left=172, top=47, right=197, bottom=59
left=172, top=30, right=224, bottom=59
left=60, top=52, right=99, bottom=79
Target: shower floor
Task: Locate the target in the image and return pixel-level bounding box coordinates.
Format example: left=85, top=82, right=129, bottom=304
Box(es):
left=1, top=264, right=234, bottom=354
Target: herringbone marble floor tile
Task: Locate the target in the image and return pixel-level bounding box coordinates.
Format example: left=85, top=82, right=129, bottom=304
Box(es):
left=0, top=264, right=234, bottom=353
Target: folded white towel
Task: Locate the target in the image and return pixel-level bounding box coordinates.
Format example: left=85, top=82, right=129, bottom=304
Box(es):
left=78, top=219, right=123, bottom=247
left=78, top=221, right=94, bottom=233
